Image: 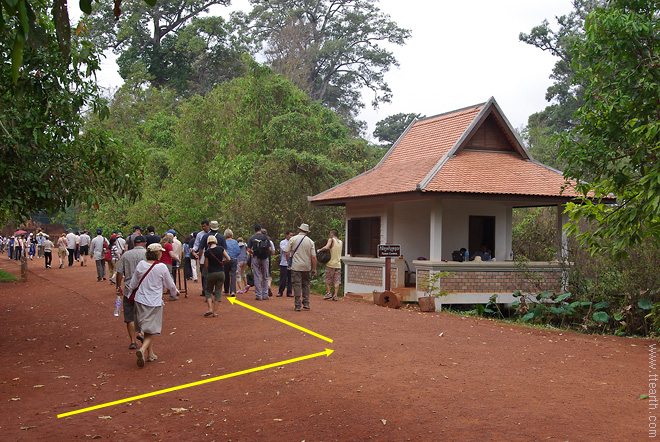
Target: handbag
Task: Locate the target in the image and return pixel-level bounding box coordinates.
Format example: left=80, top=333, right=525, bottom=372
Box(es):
left=127, top=262, right=158, bottom=305
left=317, top=238, right=334, bottom=264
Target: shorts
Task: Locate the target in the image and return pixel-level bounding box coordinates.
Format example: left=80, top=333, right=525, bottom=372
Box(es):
left=123, top=295, right=135, bottom=323
left=324, top=266, right=341, bottom=285
left=58, top=248, right=67, bottom=257
left=80, top=245, right=89, bottom=255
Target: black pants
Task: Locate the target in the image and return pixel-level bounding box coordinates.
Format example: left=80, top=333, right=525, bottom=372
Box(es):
left=67, top=249, right=75, bottom=266
left=223, top=258, right=237, bottom=294
left=279, top=265, right=292, bottom=296
left=44, top=251, right=52, bottom=268
left=184, top=257, right=193, bottom=280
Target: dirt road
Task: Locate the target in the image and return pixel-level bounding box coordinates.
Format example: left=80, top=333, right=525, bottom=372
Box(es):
left=0, top=255, right=653, bottom=441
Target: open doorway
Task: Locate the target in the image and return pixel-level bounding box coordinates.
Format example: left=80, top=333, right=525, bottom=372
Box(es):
left=469, top=215, right=495, bottom=258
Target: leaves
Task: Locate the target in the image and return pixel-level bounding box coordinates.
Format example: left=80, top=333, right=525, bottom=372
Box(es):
left=638, top=298, right=654, bottom=310
left=593, top=311, right=609, bottom=323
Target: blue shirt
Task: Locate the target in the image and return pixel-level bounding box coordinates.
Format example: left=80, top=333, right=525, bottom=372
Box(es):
left=226, top=239, right=240, bottom=259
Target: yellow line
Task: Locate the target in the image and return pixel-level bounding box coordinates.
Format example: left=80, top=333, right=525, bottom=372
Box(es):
left=57, top=348, right=334, bottom=418
left=228, top=298, right=333, bottom=343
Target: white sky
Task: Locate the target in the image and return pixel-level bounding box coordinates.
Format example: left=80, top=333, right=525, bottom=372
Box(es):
left=87, top=0, right=575, bottom=140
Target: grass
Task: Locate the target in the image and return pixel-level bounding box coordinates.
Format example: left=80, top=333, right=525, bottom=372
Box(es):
left=0, top=269, right=18, bottom=283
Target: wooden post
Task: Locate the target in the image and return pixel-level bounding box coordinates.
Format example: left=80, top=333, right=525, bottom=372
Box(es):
left=385, top=257, right=391, bottom=292
left=20, top=255, right=27, bottom=282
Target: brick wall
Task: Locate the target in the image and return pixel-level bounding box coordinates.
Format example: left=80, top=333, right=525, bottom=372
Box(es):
left=347, top=265, right=383, bottom=286
left=417, top=268, right=561, bottom=294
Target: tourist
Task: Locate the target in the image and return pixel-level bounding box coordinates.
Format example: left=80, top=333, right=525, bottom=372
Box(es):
left=79, top=230, right=91, bottom=267
left=108, top=236, right=122, bottom=284
left=116, top=235, right=146, bottom=350
left=223, top=229, right=240, bottom=297
left=236, top=237, right=248, bottom=294
left=204, top=235, right=229, bottom=317
left=145, top=226, right=160, bottom=246
left=278, top=230, right=294, bottom=297
left=247, top=223, right=271, bottom=301
left=129, top=243, right=178, bottom=367
left=158, top=234, right=179, bottom=301
left=65, top=229, right=76, bottom=266
left=89, top=229, right=108, bottom=282
left=43, top=234, right=53, bottom=268
left=318, top=229, right=343, bottom=301
left=57, top=233, right=67, bottom=268
left=284, top=223, right=317, bottom=311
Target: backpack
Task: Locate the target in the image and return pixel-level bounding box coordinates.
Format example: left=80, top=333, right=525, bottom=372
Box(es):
left=253, top=237, right=270, bottom=259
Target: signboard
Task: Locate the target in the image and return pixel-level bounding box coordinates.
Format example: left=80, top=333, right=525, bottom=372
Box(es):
left=377, top=244, right=401, bottom=258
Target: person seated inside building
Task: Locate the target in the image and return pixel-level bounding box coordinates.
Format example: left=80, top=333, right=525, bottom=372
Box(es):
left=472, top=245, right=492, bottom=261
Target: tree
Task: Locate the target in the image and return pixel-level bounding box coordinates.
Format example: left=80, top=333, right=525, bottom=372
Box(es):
left=0, top=1, right=142, bottom=222
left=373, top=112, right=424, bottom=146
left=84, top=58, right=381, bottom=238
left=85, top=0, right=246, bottom=95
left=241, top=0, right=411, bottom=125
left=519, top=0, right=601, bottom=169
left=559, top=0, right=660, bottom=256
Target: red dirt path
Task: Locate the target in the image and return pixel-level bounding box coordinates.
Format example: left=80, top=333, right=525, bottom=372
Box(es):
left=0, top=254, right=654, bottom=441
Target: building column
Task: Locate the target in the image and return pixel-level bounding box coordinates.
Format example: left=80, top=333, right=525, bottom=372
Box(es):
left=429, top=198, right=442, bottom=260
left=557, top=204, right=569, bottom=291
left=505, top=206, right=513, bottom=261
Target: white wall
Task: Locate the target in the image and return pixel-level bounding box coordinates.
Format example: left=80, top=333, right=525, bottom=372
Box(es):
left=392, top=200, right=431, bottom=271
left=440, top=198, right=511, bottom=261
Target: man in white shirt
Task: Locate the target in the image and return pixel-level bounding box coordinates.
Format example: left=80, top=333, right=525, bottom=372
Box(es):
left=278, top=230, right=294, bottom=297
left=78, top=230, right=91, bottom=267
left=65, top=229, right=77, bottom=267
left=89, top=229, right=108, bottom=282
left=284, top=223, right=317, bottom=311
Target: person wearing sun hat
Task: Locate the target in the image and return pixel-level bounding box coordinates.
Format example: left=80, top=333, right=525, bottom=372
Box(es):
left=284, top=223, right=317, bottom=311
left=130, top=242, right=178, bottom=367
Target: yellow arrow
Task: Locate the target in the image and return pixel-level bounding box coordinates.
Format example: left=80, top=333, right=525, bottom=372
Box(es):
left=58, top=348, right=334, bottom=418
left=228, top=297, right=333, bottom=343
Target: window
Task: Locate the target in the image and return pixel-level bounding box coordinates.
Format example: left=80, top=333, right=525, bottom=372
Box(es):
left=469, top=215, right=495, bottom=257
left=347, top=217, right=381, bottom=257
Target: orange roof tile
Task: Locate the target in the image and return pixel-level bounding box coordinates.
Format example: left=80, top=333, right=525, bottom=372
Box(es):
left=310, top=98, right=602, bottom=205
left=423, top=151, right=581, bottom=197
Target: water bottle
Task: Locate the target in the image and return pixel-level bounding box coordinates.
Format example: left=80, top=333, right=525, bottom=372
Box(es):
left=114, top=295, right=121, bottom=317
left=465, top=250, right=469, bottom=262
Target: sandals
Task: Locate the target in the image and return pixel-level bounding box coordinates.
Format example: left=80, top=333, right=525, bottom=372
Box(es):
left=136, top=334, right=144, bottom=343
left=147, top=354, right=158, bottom=362
left=323, top=293, right=332, bottom=300
left=129, top=342, right=138, bottom=350
left=136, top=350, right=145, bottom=368
left=204, top=311, right=213, bottom=317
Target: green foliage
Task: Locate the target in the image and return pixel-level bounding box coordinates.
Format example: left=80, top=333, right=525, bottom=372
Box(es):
left=418, top=271, right=452, bottom=299
left=0, top=2, right=142, bottom=223
left=85, top=0, right=245, bottom=95
left=373, top=112, right=424, bottom=147
left=0, top=269, right=19, bottom=283
left=519, top=0, right=601, bottom=170
left=559, top=0, right=660, bottom=256
left=84, top=59, right=380, bottom=242
left=512, top=207, right=558, bottom=261
left=242, top=0, right=411, bottom=126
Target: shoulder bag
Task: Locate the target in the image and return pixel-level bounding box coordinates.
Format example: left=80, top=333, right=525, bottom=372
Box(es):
left=288, top=235, right=308, bottom=268
left=317, top=238, right=334, bottom=264
left=127, top=262, right=158, bottom=305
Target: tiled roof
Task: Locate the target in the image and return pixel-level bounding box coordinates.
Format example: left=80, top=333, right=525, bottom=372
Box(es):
left=310, top=98, right=592, bottom=205
left=424, top=151, right=582, bottom=197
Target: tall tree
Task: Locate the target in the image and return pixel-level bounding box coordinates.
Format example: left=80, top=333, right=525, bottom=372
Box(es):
left=559, top=0, right=660, bottom=256
left=373, top=112, right=424, bottom=146
left=519, top=0, right=601, bottom=169
left=0, top=1, right=142, bottom=222
left=86, top=0, right=246, bottom=95
left=241, top=0, right=411, bottom=126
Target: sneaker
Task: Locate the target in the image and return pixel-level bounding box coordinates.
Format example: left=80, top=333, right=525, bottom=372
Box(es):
left=244, top=285, right=251, bottom=293
left=295, top=307, right=301, bottom=311
left=333, top=295, right=338, bottom=301
left=169, top=295, right=179, bottom=301
left=323, top=293, right=332, bottom=300
left=303, top=305, right=310, bottom=310
left=276, top=293, right=283, bottom=297
left=287, top=294, right=294, bottom=297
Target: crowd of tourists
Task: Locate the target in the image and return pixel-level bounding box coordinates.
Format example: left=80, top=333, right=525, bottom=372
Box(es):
left=2, top=221, right=344, bottom=368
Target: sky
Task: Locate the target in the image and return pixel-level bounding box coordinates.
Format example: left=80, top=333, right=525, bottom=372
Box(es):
left=86, top=0, right=575, bottom=141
